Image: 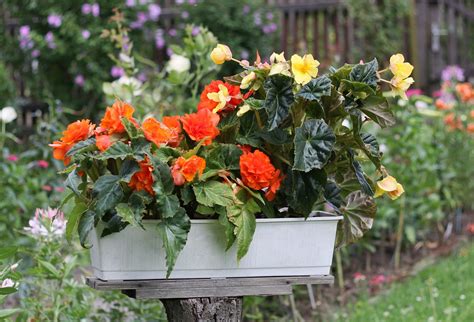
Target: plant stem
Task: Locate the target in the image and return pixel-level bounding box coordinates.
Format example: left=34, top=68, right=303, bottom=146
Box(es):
left=254, top=110, right=263, bottom=129
left=335, top=249, right=345, bottom=302
left=394, top=196, right=405, bottom=271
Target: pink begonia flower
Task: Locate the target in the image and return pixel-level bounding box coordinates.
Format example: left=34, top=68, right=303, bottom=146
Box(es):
left=91, top=3, right=100, bottom=17
left=432, top=90, right=442, bottom=98
left=1, top=279, right=14, bottom=288
left=75, top=74, right=85, bottom=87
left=82, top=3, right=92, bottom=14
left=353, top=272, right=366, bottom=282
left=42, top=185, right=53, bottom=191
left=37, top=160, right=49, bottom=168
left=81, top=30, right=91, bottom=40
left=406, top=88, right=423, bottom=97
left=54, top=186, right=65, bottom=193
left=47, top=14, right=62, bottom=28
left=369, top=274, right=387, bottom=286
left=24, top=208, right=67, bottom=238
left=7, top=154, right=19, bottom=162
left=148, top=4, right=161, bottom=21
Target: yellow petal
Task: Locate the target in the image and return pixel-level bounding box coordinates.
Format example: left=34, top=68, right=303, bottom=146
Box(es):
left=392, top=62, right=414, bottom=79
left=388, top=183, right=405, bottom=200
left=270, top=52, right=286, bottom=63
left=376, top=176, right=398, bottom=192
left=374, top=185, right=386, bottom=198
left=240, top=72, right=256, bottom=89
left=237, top=104, right=251, bottom=117
left=390, top=53, right=405, bottom=66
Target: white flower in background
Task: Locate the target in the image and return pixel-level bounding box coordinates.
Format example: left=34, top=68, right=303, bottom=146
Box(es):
left=0, top=106, right=17, bottom=123
left=24, top=208, right=67, bottom=239
left=379, top=143, right=388, bottom=153
left=117, top=76, right=143, bottom=96
left=103, top=76, right=143, bottom=102
left=166, top=54, right=191, bottom=73
left=415, top=101, right=428, bottom=109
left=1, top=278, right=15, bottom=288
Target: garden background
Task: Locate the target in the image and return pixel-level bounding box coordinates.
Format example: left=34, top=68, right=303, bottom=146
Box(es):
left=0, top=0, right=473, bottom=321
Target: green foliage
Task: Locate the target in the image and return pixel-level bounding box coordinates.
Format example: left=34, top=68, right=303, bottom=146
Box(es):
left=263, top=75, right=295, bottom=130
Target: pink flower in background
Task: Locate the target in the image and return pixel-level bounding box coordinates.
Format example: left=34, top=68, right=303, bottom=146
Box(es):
left=19, top=25, right=30, bottom=37
left=75, top=74, right=85, bottom=87
left=369, top=274, right=387, bottom=286
left=32, top=49, right=40, bottom=58
left=126, top=0, right=136, bottom=7
left=191, top=26, right=200, bottom=36
left=24, top=208, right=67, bottom=238
left=37, top=160, right=49, bottom=168
left=188, top=0, right=197, bottom=4
left=42, top=185, right=53, bottom=191
left=406, top=88, right=423, bottom=97
left=131, top=12, right=148, bottom=29
left=432, top=90, right=442, bottom=98
left=148, top=4, right=161, bottom=21
left=110, top=66, right=124, bottom=78
left=1, top=279, right=14, bottom=288
left=91, top=3, right=100, bottom=17
left=353, top=272, right=367, bottom=283
left=155, top=29, right=165, bottom=49
left=181, top=11, right=189, bottom=19
left=81, top=30, right=91, bottom=40
left=81, top=3, right=92, bottom=14
left=45, top=32, right=56, bottom=49
left=54, top=186, right=65, bottom=193
left=47, top=14, right=62, bottom=28
left=441, top=65, right=464, bottom=82
left=6, top=154, right=19, bottom=162
left=168, top=28, right=177, bottom=37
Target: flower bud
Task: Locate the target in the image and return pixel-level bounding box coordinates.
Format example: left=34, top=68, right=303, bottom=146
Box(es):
left=210, top=44, right=232, bottom=65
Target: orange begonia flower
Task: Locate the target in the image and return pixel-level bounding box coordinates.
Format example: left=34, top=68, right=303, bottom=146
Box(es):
left=444, top=113, right=463, bottom=131
left=197, top=80, right=243, bottom=113
left=467, top=123, right=474, bottom=134
left=96, top=134, right=113, bottom=152
left=142, top=117, right=172, bottom=147
left=456, top=83, right=473, bottom=102
left=100, top=100, right=136, bottom=135
left=50, top=140, right=72, bottom=165
left=239, top=149, right=282, bottom=201
left=163, top=116, right=183, bottom=147
left=128, top=158, right=154, bottom=196
left=435, top=99, right=453, bottom=111
left=181, top=109, right=220, bottom=146
left=171, top=155, right=206, bottom=186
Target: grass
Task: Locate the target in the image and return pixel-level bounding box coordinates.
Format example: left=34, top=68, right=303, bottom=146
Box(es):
left=334, top=242, right=474, bottom=322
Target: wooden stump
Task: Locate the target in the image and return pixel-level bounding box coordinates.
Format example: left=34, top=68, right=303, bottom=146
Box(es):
left=161, top=297, right=243, bottom=322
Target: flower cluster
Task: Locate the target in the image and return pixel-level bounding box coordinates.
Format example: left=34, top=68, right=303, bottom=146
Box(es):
left=53, top=44, right=409, bottom=275
left=24, top=208, right=67, bottom=239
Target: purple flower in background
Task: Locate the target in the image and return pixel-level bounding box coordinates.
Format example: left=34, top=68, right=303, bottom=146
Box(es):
left=253, top=12, right=262, bottom=26
left=266, top=12, right=274, bottom=20
left=166, top=47, right=173, bottom=57
left=155, top=29, right=165, bottom=48
left=91, top=3, right=100, bottom=17
left=47, top=14, right=62, bottom=28
left=240, top=50, right=249, bottom=60
left=176, top=0, right=184, bottom=4
left=191, top=26, right=200, bottom=36
left=75, top=74, right=85, bottom=87
left=126, top=0, right=136, bottom=7
left=181, top=11, right=189, bottom=19
left=188, top=0, right=197, bottom=4
left=19, top=25, right=30, bottom=37
left=82, top=3, right=92, bottom=15
left=32, top=49, right=40, bottom=58
left=81, top=30, right=91, bottom=39
left=441, top=65, right=465, bottom=82
left=45, top=32, right=56, bottom=49
left=111, top=66, right=125, bottom=78
left=137, top=72, right=148, bottom=82
left=131, top=11, right=148, bottom=29
left=148, top=4, right=161, bottom=21
left=168, top=28, right=177, bottom=37
left=263, top=23, right=277, bottom=34
left=243, top=5, right=251, bottom=14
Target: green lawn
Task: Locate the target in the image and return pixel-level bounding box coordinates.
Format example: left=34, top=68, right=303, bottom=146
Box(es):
left=334, top=242, right=474, bottom=322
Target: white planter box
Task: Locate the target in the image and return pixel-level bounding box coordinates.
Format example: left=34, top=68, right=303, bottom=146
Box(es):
left=90, top=214, right=342, bottom=280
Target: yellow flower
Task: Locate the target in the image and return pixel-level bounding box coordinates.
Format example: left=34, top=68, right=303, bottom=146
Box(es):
left=210, top=44, right=232, bottom=65
left=240, top=72, right=256, bottom=89
left=291, top=54, right=320, bottom=85
left=389, top=54, right=414, bottom=79
left=237, top=104, right=251, bottom=117
left=270, top=52, right=286, bottom=63
left=391, top=77, right=415, bottom=100
left=374, top=175, right=405, bottom=200
left=206, top=84, right=230, bottom=113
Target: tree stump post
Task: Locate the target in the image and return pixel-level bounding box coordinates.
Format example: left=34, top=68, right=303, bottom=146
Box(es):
left=161, top=297, right=243, bottom=322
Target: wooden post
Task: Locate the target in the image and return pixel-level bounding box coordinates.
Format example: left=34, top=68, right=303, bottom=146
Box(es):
left=161, top=297, right=243, bottom=322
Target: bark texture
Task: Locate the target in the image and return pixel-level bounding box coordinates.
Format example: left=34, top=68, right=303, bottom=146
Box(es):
left=161, top=297, right=243, bottom=322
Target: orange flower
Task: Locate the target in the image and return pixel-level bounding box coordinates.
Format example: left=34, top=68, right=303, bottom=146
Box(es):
left=100, top=100, right=136, bottom=135
left=444, top=113, right=462, bottom=131
left=456, top=83, right=473, bottom=102
left=197, top=80, right=243, bottom=113
left=142, top=117, right=172, bottom=147
left=171, top=155, right=206, bottom=186
left=435, top=99, right=452, bottom=111
left=470, top=110, right=474, bottom=118
left=163, top=116, right=183, bottom=147
left=128, top=158, right=154, bottom=195
left=181, top=109, right=220, bottom=146
left=49, top=119, right=95, bottom=165
left=467, top=123, right=474, bottom=134
left=239, top=150, right=282, bottom=201
left=96, top=135, right=113, bottom=152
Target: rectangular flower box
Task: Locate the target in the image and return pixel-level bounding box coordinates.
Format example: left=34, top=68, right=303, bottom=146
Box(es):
left=89, top=214, right=342, bottom=280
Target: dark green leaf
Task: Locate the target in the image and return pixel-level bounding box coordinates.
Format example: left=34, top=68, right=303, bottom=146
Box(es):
left=93, top=175, right=124, bottom=214
left=217, top=111, right=240, bottom=143
left=98, top=141, right=133, bottom=159
left=129, top=190, right=152, bottom=218
left=78, top=211, right=96, bottom=247
left=65, top=169, right=82, bottom=196
left=236, top=112, right=263, bottom=147
left=283, top=169, right=326, bottom=215
left=155, top=147, right=180, bottom=163
left=337, top=191, right=376, bottom=246
left=296, top=75, right=332, bottom=102
left=65, top=201, right=88, bottom=243
left=360, top=95, right=395, bottom=128
left=263, top=75, right=295, bottom=130
left=150, top=157, right=174, bottom=195
left=349, top=58, right=378, bottom=87
left=122, top=117, right=143, bottom=139
left=0, top=288, right=17, bottom=295
left=180, top=186, right=194, bottom=205
left=115, top=203, right=143, bottom=228
left=323, top=181, right=343, bottom=209
left=101, top=213, right=128, bottom=237
left=193, top=181, right=235, bottom=207
left=257, top=128, right=291, bottom=145
left=196, top=205, right=215, bottom=216
left=217, top=208, right=236, bottom=250
left=119, top=159, right=140, bottom=183
left=157, top=210, right=191, bottom=277
left=349, top=150, right=375, bottom=196
left=340, top=80, right=376, bottom=100
left=361, top=133, right=380, bottom=158
left=206, top=144, right=242, bottom=171
left=66, top=138, right=96, bottom=156
left=329, top=64, right=353, bottom=87
left=293, top=119, right=336, bottom=172
left=227, top=198, right=259, bottom=260
left=157, top=194, right=184, bottom=219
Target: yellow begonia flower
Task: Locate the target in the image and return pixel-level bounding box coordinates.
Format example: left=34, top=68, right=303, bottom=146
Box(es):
left=240, top=72, right=256, bottom=89
left=374, top=175, right=404, bottom=200
left=391, top=77, right=415, bottom=100
left=210, top=44, right=232, bottom=65
left=269, top=62, right=291, bottom=77
left=291, top=54, right=320, bottom=85
left=270, top=52, right=286, bottom=63
left=237, top=104, right=251, bottom=117
left=390, top=54, right=414, bottom=79
left=207, top=84, right=230, bottom=113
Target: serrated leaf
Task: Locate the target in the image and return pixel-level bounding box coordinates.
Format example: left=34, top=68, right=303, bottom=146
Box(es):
left=283, top=169, right=326, bottom=215
left=360, top=95, right=395, bottom=128
left=193, top=181, right=235, bottom=207
left=227, top=198, right=259, bottom=260
left=349, top=58, right=378, bottom=87
left=65, top=201, right=88, bottom=243
left=340, top=80, right=376, bottom=100
left=324, top=181, right=343, bottom=209
left=78, top=211, right=96, bottom=248
left=263, top=75, right=295, bottom=130
left=217, top=208, right=236, bottom=250
left=337, top=191, right=376, bottom=246
left=93, top=175, right=124, bottom=214
left=101, top=213, right=128, bottom=237
left=122, top=117, right=143, bottom=139
left=115, top=203, right=143, bottom=228
left=206, top=144, right=243, bottom=171
left=196, top=205, right=215, bottom=216
left=236, top=112, right=263, bottom=147
left=360, top=133, right=380, bottom=158
left=349, top=150, right=374, bottom=196
left=296, top=75, right=332, bottom=102
left=66, top=138, right=96, bottom=156
left=119, top=159, right=140, bottom=183
left=293, top=119, right=336, bottom=172
left=65, top=169, right=82, bottom=196
left=155, top=147, right=180, bottom=163
left=157, top=210, right=191, bottom=277
left=150, top=157, right=174, bottom=195
left=157, top=194, right=183, bottom=218
left=98, top=139, right=151, bottom=161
